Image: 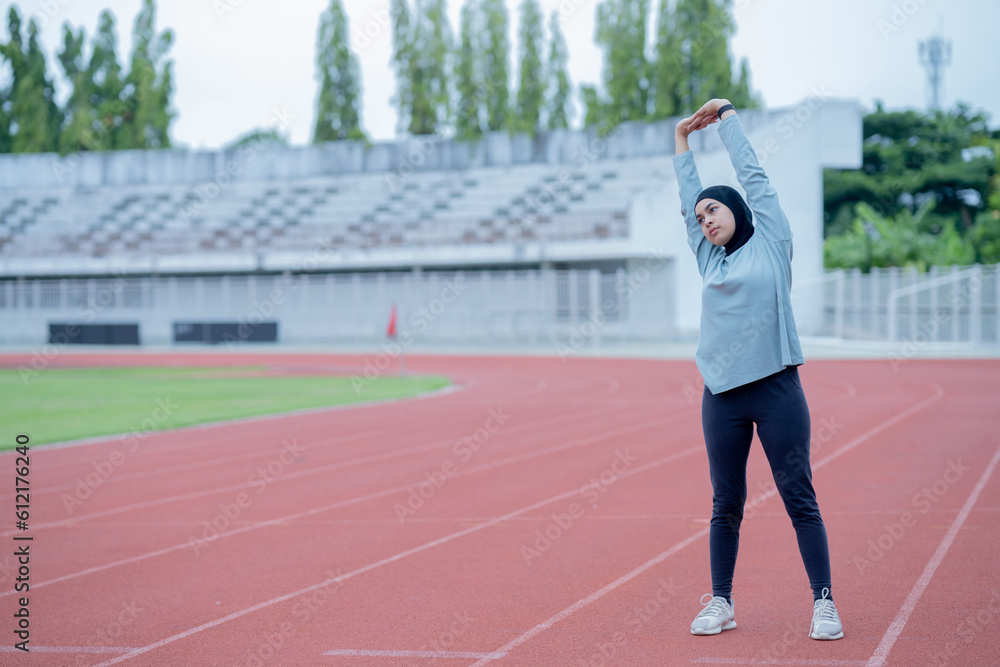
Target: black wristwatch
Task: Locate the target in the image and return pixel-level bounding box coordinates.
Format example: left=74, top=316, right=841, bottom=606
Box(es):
left=717, top=104, right=735, bottom=120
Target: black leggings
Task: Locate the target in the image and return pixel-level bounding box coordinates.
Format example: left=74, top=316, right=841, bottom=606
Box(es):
left=701, top=366, right=832, bottom=600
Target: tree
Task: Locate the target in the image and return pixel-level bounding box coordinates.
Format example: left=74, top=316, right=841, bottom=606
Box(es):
left=56, top=23, right=94, bottom=154
left=0, top=7, right=26, bottom=154
left=5, top=15, right=62, bottom=153
left=86, top=10, right=126, bottom=151
left=650, top=0, right=759, bottom=119
left=592, top=0, right=650, bottom=127
left=122, top=0, right=175, bottom=149
left=546, top=11, right=571, bottom=131
left=824, top=103, right=994, bottom=238
left=389, top=0, right=450, bottom=136
left=454, top=0, right=482, bottom=140
left=824, top=103, right=1000, bottom=270
left=389, top=0, right=413, bottom=134
left=226, top=127, right=290, bottom=150
left=313, top=0, right=366, bottom=142
left=420, top=0, right=452, bottom=132
left=513, top=0, right=544, bottom=136
left=481, top=0, right=510, bottom=132
left=650, top=0, right=682, bottom=119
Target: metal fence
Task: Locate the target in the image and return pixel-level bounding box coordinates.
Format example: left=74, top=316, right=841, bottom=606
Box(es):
left=3, top=263, right=996, bottom=348
left=800, top=264, right=1000, bottom=344
left=0, top=265, right=674, bottom=347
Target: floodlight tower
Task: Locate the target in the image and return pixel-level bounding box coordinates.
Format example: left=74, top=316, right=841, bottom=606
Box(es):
left=918, top=34, right=951, bottom=111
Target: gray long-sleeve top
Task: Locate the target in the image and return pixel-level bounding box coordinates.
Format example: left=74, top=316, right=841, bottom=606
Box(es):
left=671, top=114, right=804, bottom=394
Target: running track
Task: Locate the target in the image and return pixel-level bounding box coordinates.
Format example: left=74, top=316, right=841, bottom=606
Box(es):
left=1, top=352, right=998, bottom=666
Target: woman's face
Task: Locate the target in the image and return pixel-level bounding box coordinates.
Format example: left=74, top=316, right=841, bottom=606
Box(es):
left=696, top=199, right=735, bottom=247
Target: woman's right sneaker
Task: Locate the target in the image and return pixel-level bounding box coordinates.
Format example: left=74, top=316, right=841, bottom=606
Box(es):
left=690, top=594, right=737, bottom=635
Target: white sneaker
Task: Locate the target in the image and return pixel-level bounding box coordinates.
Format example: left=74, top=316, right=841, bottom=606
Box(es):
left=691, top=594, right=737, bottom=635
left=810, top=588, right=843, bottom=640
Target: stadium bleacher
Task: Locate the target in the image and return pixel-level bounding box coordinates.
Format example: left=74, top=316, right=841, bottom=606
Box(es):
left=0, top=155, right=675, bottom=259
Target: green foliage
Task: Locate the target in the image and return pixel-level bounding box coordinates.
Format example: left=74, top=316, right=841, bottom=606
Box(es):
left=56, top=23, right=93, bottom=154
left=823, top=104, right=999, bottom=270
left=421, top=0, right=453, bottom=132
left=454, top=0, right=482, bottom=140
left=389, top=0, right=451, bottom=136
left=86, top=10, right=126, bottom=150
left=824, top=201, right=979, bottom=273
left=591, top=0, right=759, bottom=128
left=121, top=0, right=175, bottom=150
left=2, top=10, right=62, bottom=153
left=0, top=2, right=175, bottom=155
left=971, top=211, right=1000, bottom=264
left=650, top=0, right=681, bottom=119
left=591, top=0, right=651, bottom=128
left=481, top=0, right=510, bottom=132
left=513, top=0, right=544, bottom=136
left=545, top=11, right=571, bottom=131
left=313, top=0, right=366, bottom=143
left=226, top=127, right=289, bottom=150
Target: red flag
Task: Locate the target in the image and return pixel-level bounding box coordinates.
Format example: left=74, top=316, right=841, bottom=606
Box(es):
left=386, top=303, right=397, bottom=339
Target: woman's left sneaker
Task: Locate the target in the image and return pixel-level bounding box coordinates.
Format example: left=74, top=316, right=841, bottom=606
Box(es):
left=810, top=588, right=843, bottom=640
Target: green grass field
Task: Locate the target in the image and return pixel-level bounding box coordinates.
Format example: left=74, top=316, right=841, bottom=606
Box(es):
left=2, top=366, right=450, bottom=448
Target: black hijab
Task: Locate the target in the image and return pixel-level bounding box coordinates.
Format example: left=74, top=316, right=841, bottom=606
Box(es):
left=695, top=185, right=754, bottom=256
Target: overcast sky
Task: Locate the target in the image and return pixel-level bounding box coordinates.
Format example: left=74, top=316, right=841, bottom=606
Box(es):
left=4, top=0, right=999, bottom=149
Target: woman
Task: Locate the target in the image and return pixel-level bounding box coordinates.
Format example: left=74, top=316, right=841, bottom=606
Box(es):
left=672, top=98, right=842, bottom=640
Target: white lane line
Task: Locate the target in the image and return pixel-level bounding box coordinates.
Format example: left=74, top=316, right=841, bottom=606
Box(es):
left=0, top=646, right=137, bottom=653
left=467, top=526, right=712, bottom=666
left=466, top=381, right=946, bottom=665
left=812, top=382, right=944, bottom=469
left=0, top=408, right=693, bottom=599
left=324, top=649, right=507, bottom=659
left=0, top=399, right=633, bottom=537
left=88, top=444, right=705, bottom=667
left=692, top=659, right=867, bottom=666
left=866, top=442, right=1000, bottom=667
left=0, top=428, right=388, bottom=500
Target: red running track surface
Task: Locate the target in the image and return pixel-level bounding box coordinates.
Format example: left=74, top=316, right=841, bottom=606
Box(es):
left=1, top=352, right=998, bottom=666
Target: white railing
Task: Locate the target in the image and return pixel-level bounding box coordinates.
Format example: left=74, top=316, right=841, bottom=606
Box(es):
left=0, top=267, right=672, bottom=346
left=815, top=264, right=998, bottom=345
